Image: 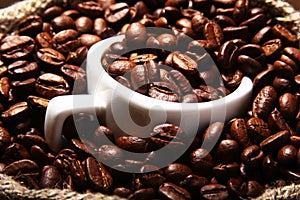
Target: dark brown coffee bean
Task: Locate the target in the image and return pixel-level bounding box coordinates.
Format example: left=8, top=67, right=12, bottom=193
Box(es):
left=213, top=163, right=240, bottom=183
left=214, top=15, right=236, bottom=29
left=190, top=148, right=213, bottom=177
left=75, top=16, right=93, bottom=34
left=202, top=122, right=224, bottom=148
left=35, top=73, right=70, bottom=99
left=241, top=145, right=264, bottom=169
left=273, top=60, right=294, bottom=79
left=0, top=77, right=10, bottom=102
left=148, top=81, right=180, bottom=102
left=232, top=0, right=248, bottom=23
left=16, top=134, right=49, bottom=152
left=18, top=15, right=43, bottom=37
left=85, top=157, right=113, bottom=192
left=261, top=39, right=282, bottom=61
left=283, top=47, right=300, bottom=64
left=35, top=32, right=52, bottom=49
left=200, top=184, right=229, bottom=200
left=180, top=174, right=208, bottom=195
left=60, top=64, right=86, bottom=85
left=268, top=109, right=292, bottom=134
left=252, top=26, right=273, bottom=44
left=36, top=48, right=65, bottom=72
left=113, top=187, right=132, bottom=198
left=281, top=55, right=298, bottom=73
left=272, top=24, right=297, bottom=45
left=273, top=76, right=292, bottom=94
left=1, top=143, right=30, bottom=164
left=280, top=168, right=300, bottom=180
left=290, top=136, right=300, bottom=148
left=246, top=117, right=271, bottom=142
left=51, top=15, right=75, bottom=31
left=191, top=14, right=208, bottom=36
left=217, top=40, right=239, bottom=71
left=61, top=9, right=80, bottom=20
left=182, top=93, right=199, bottom=103
left=245, top=180, right=263, bottom=197
left=77, top=1, right=103, bottom=18
left=30, top=145, right=53, bottom=167
left=3, top=159, right=39, bottom=176
left=212, top=0, right=236, bottom=7
left=42, top=6, right=64, bottom=20
left=223, top=26, right=249, bottom=41
left=8, top=61, right=38, bottom=80
left=128, top=188, right=155, bottom=200
left=230, top=118, right=251, bottom=148
left=277, top=145, right=297, bottom=167
left=107, top=60, right=136, bottom=77
left=0, top=127, right=10, bottom=153
left=125, top=22, right=147, bottom=47
left=66, top=46, right=88, bottom=66
left=204, top=21, right=224, bottom=49
left=279, top=93, right=298, bottom=121
left=1, top=102, right=29, bottom=123
left=116, top=136, right=148, bottom=153
left=262, top=155, right=279, bottom=180
left=79, top=34, right=101, bottom=48
left=260, top=130, right=290, bottom=154
left=159, top=182, right=192, bottom=200
left=193, top=85, right=219, bottom=102
left=97, top=145, right=123, bottom=166
left=240, top=13, right=267, bottom=32
left=39, top=165, right=62, bottom=189
left=227, top=177, right=247, bottom=197
left=164, top=163, right=192, bottom=184
left=53, top=29, right=81, bottom=54
left=222, top=69, right=243, bottom=90
left=215, top=139, right=239, bottom=164
left=0, top=35, right=35, bottom=60
left=252, top=86, right=277, bottom=120
left=104, top=3, right=130, bottom=30
left=237, top=54, right=264, bottom=76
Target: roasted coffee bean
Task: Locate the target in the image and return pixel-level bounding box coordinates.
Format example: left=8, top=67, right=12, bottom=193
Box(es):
left=290, top=136, right=300, bottom=148
left=35, top=32, right=52, bottom=49
left=28, top=95, right=49, bottom=112
left=191, top=14, right=208, bottom=36
left=3, top=159, right=39, bottom=176
left=128, top=188, right=156, bottom=200
left=75, top=16, right=93, bottom=34
left=164, top=163, right=192, bottom=184
left=252, top=26, right=273, bottom=44
left=1, top=102, right=29, bottom=123
left=35, top=73, right=70, bottom=99
left=262, top=155, right=279, bottom=180
left=18, top=15, right=43, bottom=37
left=193, top=85, right=219, bottom=102
left=214, top=15, right=236, bottom=29
left=60, top=64, right=86, bottom=85
left=200, top=184, right=228, bottom=200
left=268, top=109, right=290, bottom=133
left=113, top=187, right=132, bottom=198
left=217, top=40, right=239, bottom=71
left=7, top=61, right=39, bottom=80
left=16, top=134, right=49, bottom=152
left=252, top=86, right=277, bottom=120
left=11, top=78, right=36, bottom=97
left=76, top=1, right=103, bottom=18
left=245, top=180, right=263, bottom=197
left=159, top=182, right=192, bottom=200
left=232, top=0, right=248, bottom=23
left=36, top=48, right=65, bottom=72
left=107, top=60, right=136, bottom=77
left=279, top=93, right=298, bottom=121
left=125, top=22, right=147, bottom=47
left=0, top=126, right=10, bottom=154
left=213, top=163, right=240, bottom=183
left=1, top=143, right=30, bottom=164
left=39, top=165, right=62, bottom=189
left=53, top=29, right=81, bottom=54
left=260, top=130, right=290, bottom=154
left=51, top=15, right=75, bottom=31
left=30, top=145, right=53, bottom=167
left=204, top=21, right=224, bottom=49
left=116, top=136, right=148, bottom=153
left=180, top=174, right=208, bottom=195
left=272, top=24, right=297, bottom=45
left=283, top=47, right=300, bottom=64
left=190, top=148, right=213, bottom=177
left=85, top=157, right=113, bottom=192
left=14, top=174, right=39, bottom=189
left=223, top=26, right=249, bottom=41
left=79, top=34, right=101, bottom=48
left=42, top=6, right=64, bottom=20
left=240, top=13, right=267, bottom=32
left=104, top=3, right=130, bottom=30
left=237, top=54, right=264, bottom=76
left=0, top=77, right=10, bottom=102
left=0, top=35, right=35, bottom=61
left=261, top=39, right=282, bottom=61
left=202, top=122, right=224, bottom=148
left=148, top=81, right=180, bottom=102
left=215, top=139, right=239, bottom=164
left=277, top=145, right=297, bottom=167
left=97, top=145, right=123, bottom=166
left=66, top=46, right=88, bottom=66
left=280, top=168, right=300, bottom=180
left=273, top=60, right=294, bottom=79
left=241, top=145, right=264, bottom=169
left=230, top=118, right=251, bottom=148
left=272, top=76, right=292, bottom=94
left=246, top=117, right=271, bottom=142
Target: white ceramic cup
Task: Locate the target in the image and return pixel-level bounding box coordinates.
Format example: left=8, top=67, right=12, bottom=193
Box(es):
left=44, top=34, right=253, bottom=153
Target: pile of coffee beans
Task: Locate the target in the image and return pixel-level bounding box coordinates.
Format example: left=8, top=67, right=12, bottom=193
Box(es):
left=0, top=0, right=299, bottom=199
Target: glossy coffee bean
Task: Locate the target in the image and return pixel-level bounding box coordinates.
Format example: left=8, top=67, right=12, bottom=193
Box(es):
left=113, top=187, right=132, bottom=198
left=148, top=81, right=180, bottom=102
left=35, top=73, right=70, bottom=99
left=180, top=174, right=208, bottom=195
left=232, top=0, right=249, bottom=23
left=277, top=145, right=297, bottom=167
left=260, top=130, right=290, bottom=154
left=53, top=29, right=81, bottom=54
left=104, top=3, right=130, bottom=30
left=36, top=48, right=65, bottom=72
left=272, top=24, right=297, bottom=45
left=42, top=6, right=64, bottom=20
left=1, top=143, right=30, bottom=164
left=252, top=26, right=273, bottom=44
left=35, top=32, right=52, bottom=49
left=279, top=93, right=298, bottom=121
left=241, top=145, right=264, bottom=169
left=0, top=127, right=11, bottom=153
left=1, top=102, right=29, bottom=124
left=3, top=159, right=39, bottom=176
left=204, top=21, right=224, bottom=49
left=128, top=188, right=156, bottom=200
left=200, top=184, right=229, bottom=200
left=76, top=1, right=103, bottom=18
left=125, top=22, right=147, bottom=47
left=261, top=39, right=282, bottom=61
left=230, top=118, right=251, bottom=148
left=215, top=139, right=239, bottom=164
left=212, top=163, right=240, bottom=182
left=8, top=61, right=39, bottom=80
left=66, top=46, right=88, bottom=66
left=116, top=136, right=148, bottom=153
left=262, top=155, right=279, bottom=180
left=159, top=182, right=192, bottom=200
left=190, top=148, right=213, bottom=177
left=107, top=60, right=136, bottom=77
left=18, top=15, right=43, bottom=37
left=75, top=16, right=93, bottom=34
left=164, top=163, right=192, bottom=184
left=268, top=109, right=290, bottom=133
left=39, top=165, right=62, bottom=189
left=246, top=117, right=271, bottom=142
left=51, top=15, right=75, bottom=31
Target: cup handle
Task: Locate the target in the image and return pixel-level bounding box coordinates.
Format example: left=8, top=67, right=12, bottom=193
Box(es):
left=44, top=94, right=107, bottom=152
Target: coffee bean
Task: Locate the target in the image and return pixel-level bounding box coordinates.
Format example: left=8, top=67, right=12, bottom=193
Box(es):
left=272, top=24, right=297, bottom=46
left=252, top=26, right=273, bottom=44
left=237, top=54, right=264, bottom=77
left=53, top=29, right=81, bottom=54
left=213, top=163, right=240, bottom=183
left=113, top=187, right=132, bottom=198
left=1, top=143, right=30, bottom=164
left=261, top=39, right=282, bottom=61
left=204, top=21, right=224, bottom=49
left=51, top=15, right=75, bottom=31
left=66, top=46, right=88, bottom=66
left=180, top=174, right=208, bottom=195
left=0, top=77, right=10, bottom=102
left=230, top=118, right=251, bottom=148
left=246, top=117, right=271, bottom=142
left=42, top=6, right=64, bottom=20
left=18, top=15, right=43, bottom=37
left=283, top=47, right=300, bottom=64
left=277, top=145, right=297, bottom=167
left=35, top=32, right=52, bottom=49
left=104, top=3, right=130, bottom=30
left=273, top=60, right=294, bottom=80
left=1, top=102, right=29, bottom=124
left=8, top=61, right=39, bottom=80
left=30, top=145, right=53, bottom=167
left=116, top=136, right=148, bottom=153
left=85, top=157, right=113, bottom=192
left=279, top=93, right=298, bottom=121
left=36, top=48, right=65, bottom=72
left=200, top=184, right=229, bottom=200
left=159, top=182, right=192, bottom=200
left=252, top=86, right=277, bottom=120
left=0, top=35, right=35, bottom=61
left=268, top=109, right=291, bottom=133
left=76, top=1, right=103, bottom=18
left=241, top=145, right=264, bottom=169
left=164, top=163, right=192, bottom=184
left=39, top=165, right=62, bottom=188
left=97, top=145, right=123, bottom=166
left=215, top=139, right=239, bottom=164
left=3, top=159, right=39, bottom=176
left=125, top=22, right=147, bottom=47
left=223, top=26, right=249, bottom=41
left=35, top=73, right=70, bottom=98
left=107, top=60, right=136, bottom=77
left=217, top=40, right=239, bottom=71
left=75, top=16, right=93, bottom=34
left=129, top=188, right=156, bottom=200
left=240, top=13, right=267, bottom=32
left=190, top=148, right=213, bottom=177
left=246, top=180, right=263, bottom=197
left=260, top=130, right=290, bottom=154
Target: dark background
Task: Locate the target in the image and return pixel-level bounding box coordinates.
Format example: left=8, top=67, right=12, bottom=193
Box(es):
left=0, top=0, right=299, bottom=9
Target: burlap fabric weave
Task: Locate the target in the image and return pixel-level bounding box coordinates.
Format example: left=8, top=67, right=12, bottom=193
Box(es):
left=0, top=0, right=299, bottom=199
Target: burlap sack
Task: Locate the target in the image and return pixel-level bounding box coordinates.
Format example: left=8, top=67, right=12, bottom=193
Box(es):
left=0, top=0, right=299, bottom=199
